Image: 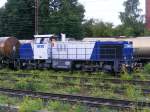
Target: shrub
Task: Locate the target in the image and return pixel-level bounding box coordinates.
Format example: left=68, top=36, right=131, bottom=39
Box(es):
left=15, top=80, right=28, bottom=90
left=73, top=105, right=87, bottom=112
left=144, top=63, right=150, bottom=74
left=125, top=85, right=142, bottom=100
left=121, top=73, right=133, bottom=80
left=0, top=95, right=8, bottom=104
left=15, top=80, right=49, bottom=91
left=99, top=107, right=118, bottom=112
left=15, top=80, right=36, bottom=91
left=19, top=97, right=43, bottom=112
left=47, top=101, right=71, bottom=112
left=65, top=86, right=81, bottom=94
left=142, top=108, right=150, bottom=112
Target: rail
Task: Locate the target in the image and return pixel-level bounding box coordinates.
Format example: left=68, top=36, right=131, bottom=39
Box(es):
left=47, top=75, right=150, bottom=85
left=0, top=88, right=150, bottom=109
left=1, top=72, right=150, bottom=85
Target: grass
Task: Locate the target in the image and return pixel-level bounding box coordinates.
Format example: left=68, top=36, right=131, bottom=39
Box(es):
left=65, top=86, right=81, bottom=94
left=0, top=69, right=150, bottom=101
left=124, top=84, right=142, bottom=101
left=0, top=94, right=150, bottom=112
left=19, top=97, right=43, bottom=112
left=0, top=94, right=122, bottom=112
left=15, top=80, right=49, bottom=91
left=144, top=63, right=150, bottom=74
left=1, top=68, right=150, bottom=111
left=142, top=108, right=150, bottom=112
left=0, top=94, right=20, bottom=105
left=120, top=72, right=133, bottom=80
left=2, top=68, right=150, bottom=81
left=47, top=101, right=72, bottom=112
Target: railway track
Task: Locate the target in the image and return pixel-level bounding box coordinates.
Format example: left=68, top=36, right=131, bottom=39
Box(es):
left=54, top=82, right=150, bottom=95
left=0, top=72, right=32, bottom=77
left=0, top=87, right=150, bottom=109
left=1, top=72, right=150, bottom=86
left=46, top=75, right=150, bottom=85
left=1, top=73, right=150, bottom=94
left=1, top=72, right=150, bottom=94
left=1, top=77, right=150, bottom=95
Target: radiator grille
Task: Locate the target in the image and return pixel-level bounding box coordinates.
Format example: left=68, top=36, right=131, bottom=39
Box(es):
left=100, top=44, right=123, bottom=59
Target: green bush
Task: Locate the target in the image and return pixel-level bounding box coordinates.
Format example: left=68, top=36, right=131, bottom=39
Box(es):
left=48, top=101, right=88, bottom=112
left=15, top=80, right=36, bottom=91
left=15, top=80, right=49, bottom=91
left=99, top=107, right=118, bottom=112
left=144, top=63, right=150, bottom=74
left=73, top=105, right=87, bottom=112
left=65, top=86, right=81, bottom=94
left=48, top=101, right=71, bottom=112
left=125, top=85, right=142, bottom=100
left=0, top=95, right=8, bottom=104
left=121, top=73, right=133, bottom=80
left=15, top=80, right=28, bottom=90
left=19, top=97, right=43, bottom=112
left=142, top=108, right=150, bottom=112
left=0, top=95, right=20, bottom=105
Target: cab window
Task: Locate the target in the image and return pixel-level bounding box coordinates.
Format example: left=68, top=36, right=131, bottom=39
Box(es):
left=35, top=38, right=49, bottom=44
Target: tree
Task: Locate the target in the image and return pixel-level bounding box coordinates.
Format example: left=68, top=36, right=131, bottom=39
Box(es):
left=83, top=20, right=114, bottom=37
left=92, top=21, right=114, bottom=37
left=0, top=0, right=84, bottom=39
left=0, top=0, right=35, bottom=39
left=119, top=0, right=144, bottom=36
left=82, top=19, right=94, bottom=37
left=39, top=0, right=85, bottom=39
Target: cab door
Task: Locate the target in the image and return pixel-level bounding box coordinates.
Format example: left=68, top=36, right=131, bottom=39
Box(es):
left=34, top=38, right=51, bottom=60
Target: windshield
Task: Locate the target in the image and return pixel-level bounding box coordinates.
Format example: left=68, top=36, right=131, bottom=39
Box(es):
left=35, top=38, right=50, bottom=44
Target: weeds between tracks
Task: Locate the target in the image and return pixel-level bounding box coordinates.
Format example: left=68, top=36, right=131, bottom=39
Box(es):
left=0, top=69, right=150, bottom=111
left=0, top=70, right=149, bottom=102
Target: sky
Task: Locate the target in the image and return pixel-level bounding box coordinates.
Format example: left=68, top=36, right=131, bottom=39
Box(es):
left=0, top=0, right=145, bottom=25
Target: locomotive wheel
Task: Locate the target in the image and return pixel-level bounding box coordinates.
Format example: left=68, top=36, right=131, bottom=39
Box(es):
left=11, top=61, right=20, bottom=70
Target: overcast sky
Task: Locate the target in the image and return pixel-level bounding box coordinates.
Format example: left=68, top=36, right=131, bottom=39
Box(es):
left=0, top=0, right=145, bottom=25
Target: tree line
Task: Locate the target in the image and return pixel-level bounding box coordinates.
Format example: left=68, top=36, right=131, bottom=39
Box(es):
left=0, top=0, right=84, bottom=39
left=0, top=0, right=149, bottom=39
left=84, top=0, right=150, bottom=37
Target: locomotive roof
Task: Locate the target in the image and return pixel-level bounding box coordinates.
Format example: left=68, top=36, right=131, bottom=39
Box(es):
left=56, top=40, right=131, bottom=44
left=34, top=35, right=54, bottom=38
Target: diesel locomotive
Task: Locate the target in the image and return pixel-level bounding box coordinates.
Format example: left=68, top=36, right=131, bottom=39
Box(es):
left=0, top=35, right=134, bottom=74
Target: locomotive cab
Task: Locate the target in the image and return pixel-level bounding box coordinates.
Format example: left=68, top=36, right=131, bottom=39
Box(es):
left=32, top=34, right=56, bottom=69
left=33, top=35, right=53, bottom=60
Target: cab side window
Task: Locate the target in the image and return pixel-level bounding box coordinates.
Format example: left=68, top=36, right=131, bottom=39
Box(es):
left=35, top=38, right=49, bottom=44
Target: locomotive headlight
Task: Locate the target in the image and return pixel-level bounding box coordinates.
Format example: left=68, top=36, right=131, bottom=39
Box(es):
left=65, top=61, right=71, bottom=66
left=124, top=56, right=127, bottom=60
